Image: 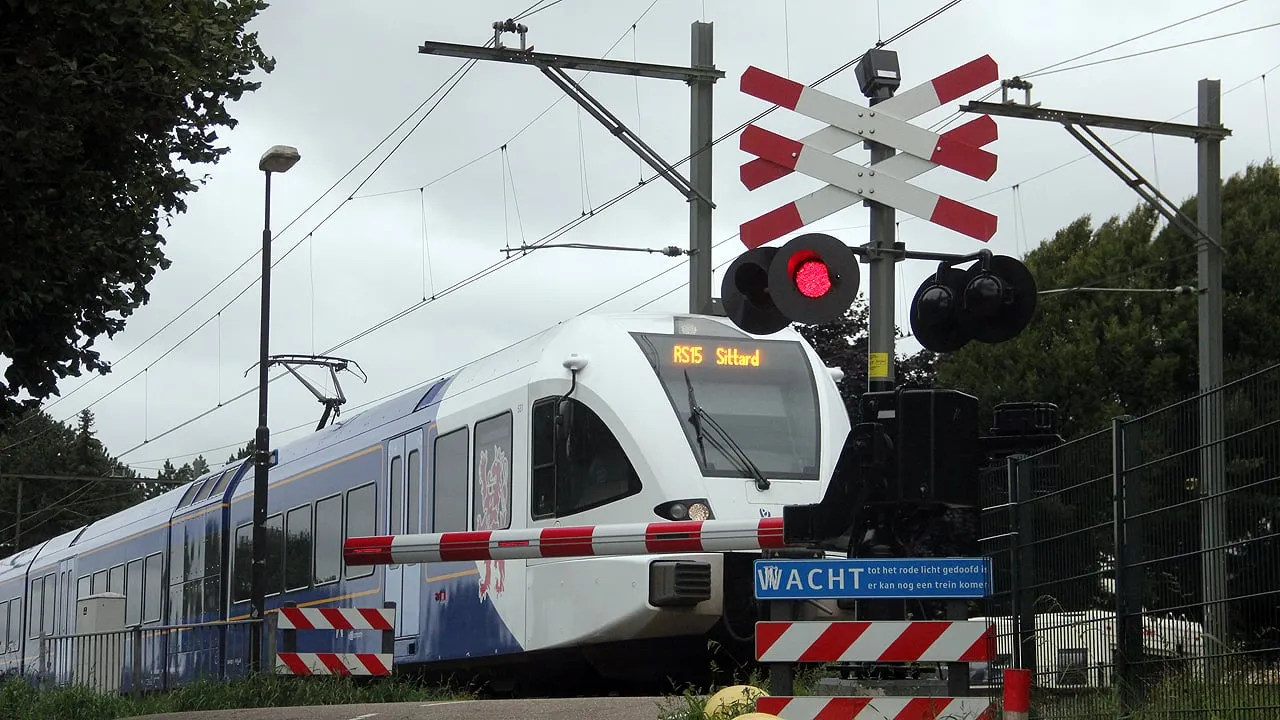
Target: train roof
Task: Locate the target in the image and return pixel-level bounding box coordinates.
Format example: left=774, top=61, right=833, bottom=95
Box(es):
left=67, top=482, right=189, bottom=551
left=256, top=311, right=800, bottom=469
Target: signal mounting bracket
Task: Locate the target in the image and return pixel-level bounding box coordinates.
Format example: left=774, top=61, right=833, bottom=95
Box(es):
left=254, top=354, right=368, bottom=431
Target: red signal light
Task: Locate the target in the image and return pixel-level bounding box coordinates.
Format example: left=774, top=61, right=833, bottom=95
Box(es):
left=793, top=259, right=832, bottom=298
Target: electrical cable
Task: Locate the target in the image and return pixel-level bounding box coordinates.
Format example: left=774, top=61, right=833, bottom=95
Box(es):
left=1025, top=21, right=1280, bottom=79
left=105, top=0, right=973, bottom=464
left=925, top=0, right=1259, bottom=134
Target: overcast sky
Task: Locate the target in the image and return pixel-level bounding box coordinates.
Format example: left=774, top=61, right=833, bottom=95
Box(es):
left=26, top=0, right=1280, bottom=476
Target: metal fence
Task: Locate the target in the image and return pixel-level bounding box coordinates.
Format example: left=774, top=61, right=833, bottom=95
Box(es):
left=980, top=364, right=1280, bottom=718
left=33, top=619, right=260, bottom=697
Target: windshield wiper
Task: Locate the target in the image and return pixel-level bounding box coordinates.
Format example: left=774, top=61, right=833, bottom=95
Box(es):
left=683, top=370, right=771, bottom=491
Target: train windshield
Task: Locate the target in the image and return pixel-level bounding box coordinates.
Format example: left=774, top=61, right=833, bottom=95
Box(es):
left=632, top=332, right=821, bottom=480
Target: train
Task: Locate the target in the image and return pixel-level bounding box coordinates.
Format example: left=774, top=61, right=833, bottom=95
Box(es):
left=0, top=310, right=854, bottom=692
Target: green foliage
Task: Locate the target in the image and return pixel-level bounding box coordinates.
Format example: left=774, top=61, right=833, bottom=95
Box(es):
left=0, top=408, right=215, bottom=552
left=0, top=674, right=470, bottom=720
left=936, top=160, right=1280, bottom=438
left=0, top=408, right=147, bottom=552
left=793, top=296, right=938, bottom=418
left=228, top=439, right=256, bottom=464
left=0, top=0, right=275, bottom=420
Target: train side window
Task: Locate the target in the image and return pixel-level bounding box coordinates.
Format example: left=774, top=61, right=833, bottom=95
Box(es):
left=472, top=412, right=513, bottom=531
left=108, top=564, right=124, bottom=595
left=125, top=559, right=143, bottom=626
left=314, top=494, right=342, bottom=585
left=285, top=504, right=313, bottom=592
left=531, top=397, right=642, bottom=518
left=433, top=428, right=469, bottom=533
left=264, top=513, right=284, bottom=596
left=41, top=573, right=55, bottom=636
left=143, top=553, right=162, bottom=623
left=7, top=599, right=19, bottom=651
left=0, top=600, right=6, bottom=652
left=406, top=449, right=421, bottom=535
left=28, top=576, right=42, bottom=638
left=344, top=483, right=376, bottom=580
left=232, top=523, right=252, bottom=602
left=92, top=570, right=106, bottom=595
left=530, top=400, right=557, bottom=519
left=76, top=576, right=89, bottom=602
left=388, top=454, right=403, bottom=537
left=209, top=465, right=238, bottom=498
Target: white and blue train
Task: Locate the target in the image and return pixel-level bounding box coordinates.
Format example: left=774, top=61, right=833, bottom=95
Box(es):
left=0, top=311, right=852, bottom=691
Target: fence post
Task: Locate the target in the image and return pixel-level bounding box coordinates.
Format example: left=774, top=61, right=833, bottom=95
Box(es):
left=37, top=634, right=48, bottom=689
left=1003, top=667, right=1031, bottom=720
left=767, top=599, right=797, bottom=696
left=1010, top=455, right=1038, bottom=680
left=131, top=625, right=143, bottom=700
left=382, top=601, right=396, bottom=657
left=1112, top=415, right=1145, bottom=716
left=265, top=611, right=278, bottom=675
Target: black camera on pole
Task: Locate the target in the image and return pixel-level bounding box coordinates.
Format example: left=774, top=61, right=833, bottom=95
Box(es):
left=721, top=232, right=860, bottom=335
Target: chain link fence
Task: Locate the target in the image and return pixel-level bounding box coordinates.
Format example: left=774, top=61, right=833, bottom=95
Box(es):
left=981, top=364, right=1280, bottom=718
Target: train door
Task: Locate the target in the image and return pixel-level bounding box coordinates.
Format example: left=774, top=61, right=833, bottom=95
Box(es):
left=383, top=429, right=425, bottom=640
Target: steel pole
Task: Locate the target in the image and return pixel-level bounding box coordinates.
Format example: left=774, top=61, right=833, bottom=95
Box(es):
left=688, top=21, right=715, bottom=315
left=249, top=169, right=273, bottom=674
left=1196, top=77, right=1227, bottom=679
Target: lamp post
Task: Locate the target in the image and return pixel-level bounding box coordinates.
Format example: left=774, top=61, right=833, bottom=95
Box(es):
left=250, top=144, right=300, bottom=673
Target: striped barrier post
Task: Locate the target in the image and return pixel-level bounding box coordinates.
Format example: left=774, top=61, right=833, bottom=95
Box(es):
left=750, top=557, right=998, bottom=720
left=272, top=604, right=395, bottom=676
left=1003, top=668, right=1030, bottom=720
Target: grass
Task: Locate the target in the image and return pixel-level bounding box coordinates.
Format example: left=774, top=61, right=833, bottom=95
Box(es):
left=0, top=673, right=472, bottom=720
left=656, top=662, right=831, bottom=720
left=655, top=664, right=1280, bottom=720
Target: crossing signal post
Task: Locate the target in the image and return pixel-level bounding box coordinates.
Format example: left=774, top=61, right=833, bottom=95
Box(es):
left=726, top=47, right=1045, bottom=695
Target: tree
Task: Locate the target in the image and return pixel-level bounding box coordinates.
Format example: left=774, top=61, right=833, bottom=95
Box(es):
left=793, top=295, right=938, bottom=419
left=0, top=1, right=275, bottom=420
left=0, top=408, right=150, bottom=552
left=935, top=160, right=1280, bottom=651
left=935, top=160, right=1280, bottom=439
left=228, top=439, right=256, bottom=464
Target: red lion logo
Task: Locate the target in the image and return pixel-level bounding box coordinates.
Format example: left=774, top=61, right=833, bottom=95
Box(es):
left=476, top=443, right=510, bottom=600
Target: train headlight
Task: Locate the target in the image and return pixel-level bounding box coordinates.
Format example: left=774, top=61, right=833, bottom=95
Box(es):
left=654, top=499, right=715, bottom=521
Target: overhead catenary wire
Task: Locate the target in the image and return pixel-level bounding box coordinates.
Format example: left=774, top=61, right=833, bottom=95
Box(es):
left=112, top=0, right=971, bottom=466
left=1023, top=20, right=1280, bottom=79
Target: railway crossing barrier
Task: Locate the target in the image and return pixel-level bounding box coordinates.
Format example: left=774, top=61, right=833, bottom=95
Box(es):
left=750, top=555, right=997, bottom=720
left=342, top=517, right=787, bottom=565
left=267, top=604, right=395, bottom=676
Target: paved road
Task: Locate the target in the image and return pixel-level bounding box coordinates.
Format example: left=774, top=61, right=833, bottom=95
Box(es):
left=126, top=697, right=675, bottom=720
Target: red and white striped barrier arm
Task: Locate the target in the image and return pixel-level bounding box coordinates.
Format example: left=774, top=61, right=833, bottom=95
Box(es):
left=343, top=517, right=787, bottom=566
left=275, top=652, right=392, bottom=676
left=757, top=696, right=994, bottom=720
left=755, top=620, right=995, bottom=663
left=1003, top=668, right=1031, bottom=720
left=275, top=607, right=394, bottom=631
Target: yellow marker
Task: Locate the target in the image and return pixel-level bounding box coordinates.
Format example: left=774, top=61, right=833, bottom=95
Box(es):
left=868, top=352, right=890, bottom=378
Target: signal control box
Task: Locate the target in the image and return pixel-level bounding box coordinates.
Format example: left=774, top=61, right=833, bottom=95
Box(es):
left=857, top=388, right=982, bottom=508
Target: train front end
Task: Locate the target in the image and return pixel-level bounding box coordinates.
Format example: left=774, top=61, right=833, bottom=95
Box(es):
left=529, top=312, right=850, bottom=680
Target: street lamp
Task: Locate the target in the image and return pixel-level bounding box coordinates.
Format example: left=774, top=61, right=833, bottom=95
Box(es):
left=250, top=144, right=300, bottom=673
